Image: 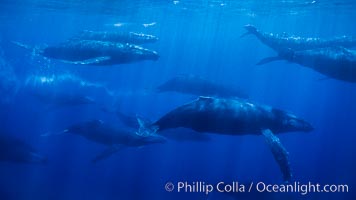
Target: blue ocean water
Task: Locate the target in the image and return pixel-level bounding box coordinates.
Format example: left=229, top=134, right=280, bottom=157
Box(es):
left=0, top=0, right=355, bottom=200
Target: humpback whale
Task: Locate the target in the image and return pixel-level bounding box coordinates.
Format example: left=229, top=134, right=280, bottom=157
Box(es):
left=13, top=40, right=159, bottom=65
left=138, top=97, right=313, bottom=181
left=0, top=134, right=47, bottom=164
left=23, top=74, right=114, bottom=107
left=72, top=30, right=158, bottom=44
left=63, top=120, right=166, bottom=162
left=258, top=47, right=356, bottom=83
left=157, top=75, right=248, bottom=98
left=242, top=24, right=356, bottom=51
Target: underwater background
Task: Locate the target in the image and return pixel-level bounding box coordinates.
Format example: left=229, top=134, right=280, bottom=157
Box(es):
left=0, top=0, right=355, bottom=199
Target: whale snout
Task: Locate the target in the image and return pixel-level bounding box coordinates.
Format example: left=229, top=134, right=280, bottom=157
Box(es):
left=150, top=51, right=160, bottom=61
left=293, top=119, right=314, bottom=132
left=140, top=47, right=159, bottom=61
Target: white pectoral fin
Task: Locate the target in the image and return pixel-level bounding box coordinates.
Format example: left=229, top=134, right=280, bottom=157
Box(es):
left=262, top=129, right=292, bottom=182
left=136, top=115, right=157, bottom=136
left=60, top=56, right=111, bottom=65
left=92, top=145, right=124, bottom=163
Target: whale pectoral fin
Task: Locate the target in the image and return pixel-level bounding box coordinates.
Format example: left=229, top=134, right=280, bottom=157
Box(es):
left=92, top=145, right=124, bottom=163
left=60, top=56, right=111, bottom=65
left=256, top=56, right=283, bottom=65
left=261, top=129, right=292, bottom=182
left=136, top=116, right=158, bottom=136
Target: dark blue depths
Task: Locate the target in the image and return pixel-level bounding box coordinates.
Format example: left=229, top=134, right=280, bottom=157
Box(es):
left=0, top=1, right=355, bottom=200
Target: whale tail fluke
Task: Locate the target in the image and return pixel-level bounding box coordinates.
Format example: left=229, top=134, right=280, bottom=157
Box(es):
left=136, top=115, right=159, bottom=136
left=240, top=24, right=258, bottom=38
left=11, top=41, right=43, bottom=56
left=11, top=41, right=33, bottom=50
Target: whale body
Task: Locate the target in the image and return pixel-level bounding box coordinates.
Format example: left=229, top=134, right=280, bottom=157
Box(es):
left=64, top=120, right=165, bottom=162
left=138, top=97, right=313, bottom=181
left=157, top=75, right=248, bottom=99
left=13, top=40, right=159, bottom=66
left=0, top=134, right=47, bottom=164
left=258, top=47, right=356, bottom=83
left=150, top=97, right=313, bottom=135
left=243, top=24, right=356, bottom=51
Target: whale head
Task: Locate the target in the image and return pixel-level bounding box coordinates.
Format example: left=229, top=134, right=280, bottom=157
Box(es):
left=273, top=109, right=314, bottom=133
left=130, top=32, right=159, bottom=43
left=283, top=113, right=314, bottom=133
left=131, top=45, right=160, bottom=61
left=156, top=76, right=186, bottom=92
left=284, top=115, right=314, bottom=132
left=143, top=49, right=160, bottom=61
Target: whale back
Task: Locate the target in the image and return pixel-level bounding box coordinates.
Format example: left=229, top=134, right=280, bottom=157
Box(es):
left=42, top=40, right=159, bottom=64
left=72, top=30, right=158, bottom=44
